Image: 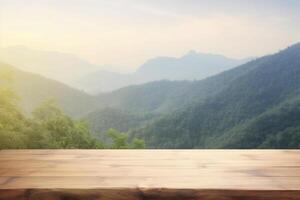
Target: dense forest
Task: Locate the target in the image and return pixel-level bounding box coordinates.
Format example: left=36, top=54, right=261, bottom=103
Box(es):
left=93, top=43, right=300, bottom=148
left=129, top=43, right=300, bottom=148
left=1, top=43, right=300, bottom=149
left=0, top=64, right=145, bottom=149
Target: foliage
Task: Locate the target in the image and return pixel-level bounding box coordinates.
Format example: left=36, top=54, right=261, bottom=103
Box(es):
left=104, top=128, right=146, bottom=149
left=0, top=67, right=145, bottom=149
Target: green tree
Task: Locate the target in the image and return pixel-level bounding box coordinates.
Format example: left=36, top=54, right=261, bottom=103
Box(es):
left=32, top=100, right=104, bottom=149
left=0, top=68, right=28, bottom=149
left=131, top=138, right=146, bottom=149
left=106, top=128, right=146, bottom=149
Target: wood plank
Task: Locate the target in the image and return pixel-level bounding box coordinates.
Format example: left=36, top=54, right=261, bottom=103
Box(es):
left=1, top=189, right=300, bottom=200
left=0, top=150, right=300, bottom=199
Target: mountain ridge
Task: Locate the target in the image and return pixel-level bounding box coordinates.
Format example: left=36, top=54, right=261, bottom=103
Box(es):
left=80, top=51, right=250, bottom=93
left=0, top=62, right=100, bottom=117
left=1, top=46, right=251, bottom=94
left=128, top=42, right=300, bottom=148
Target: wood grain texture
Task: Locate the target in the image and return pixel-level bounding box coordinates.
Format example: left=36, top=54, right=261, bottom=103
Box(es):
left=0, top=150, right=300, bottom=200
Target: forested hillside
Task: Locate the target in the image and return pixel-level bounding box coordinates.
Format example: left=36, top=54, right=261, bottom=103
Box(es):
left=129, top=43, right=300, bottom=148
left=86, top=107, right=155, bottom=133
left=0, top=63, right=145, bottom=149
left=0, top=62, right=100, bottom=117
left=95, top=55, right=262, bottom=114
left=2, top=43, right=300, bottom=149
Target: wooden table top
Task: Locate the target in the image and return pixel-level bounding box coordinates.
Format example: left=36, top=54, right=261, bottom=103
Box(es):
left=1, top=150, right=300, bottom=200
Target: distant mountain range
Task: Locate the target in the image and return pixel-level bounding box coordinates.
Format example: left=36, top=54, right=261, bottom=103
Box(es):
left=76, top=50, right=250, bottom=93
left=0, top=46, right=250, bottom=94
left=1, top=43, right=300, bottom=149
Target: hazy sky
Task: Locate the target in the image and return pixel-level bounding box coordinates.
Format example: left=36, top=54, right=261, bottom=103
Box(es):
left=1, top=0, right=300, bottom=72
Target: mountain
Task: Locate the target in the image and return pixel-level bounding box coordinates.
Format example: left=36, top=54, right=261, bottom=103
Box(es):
left=136, top=50, right=249, bottom=80
left=76, top=51, right=250, bottom=93
left=74, top=70, right=136, bottom=94
left=3, top=42, right=300, bottom=149
left=0, top=62, right=99, bottom=117
left=128, top=43, right=300, bottom=148
left=0, top=46, right=250, bottom=94
left=0, top=46, right=98, bottom=86
left=88, top=54, right=260, bottom=133
left=95, top=56, right=259, bottom=113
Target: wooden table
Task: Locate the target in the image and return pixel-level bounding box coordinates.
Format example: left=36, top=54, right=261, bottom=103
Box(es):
left=0, top=150, right=300, bottom=200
